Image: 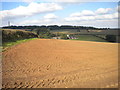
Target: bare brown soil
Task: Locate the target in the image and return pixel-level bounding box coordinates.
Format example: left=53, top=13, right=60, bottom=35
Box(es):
left=2, top=39, right=118, bottom=88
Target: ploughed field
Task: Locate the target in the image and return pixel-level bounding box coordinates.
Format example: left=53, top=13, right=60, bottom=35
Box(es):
left=2, top=39, right=118, bottom=88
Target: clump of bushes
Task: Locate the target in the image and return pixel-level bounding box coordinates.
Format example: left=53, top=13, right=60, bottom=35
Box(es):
left=60, top=34, right=68, bottom=39
left=106, top=35, right=116, bottom=42
left=34, top=28, right=56, bottom=39
left=2, top=30, right=38, bottom=43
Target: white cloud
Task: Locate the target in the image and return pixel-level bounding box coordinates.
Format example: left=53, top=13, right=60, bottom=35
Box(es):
left=70, top=10, right=95, bottom=17
left=65, top=7, right=117, bottom=22
left=95, top=8, right=112, bottom=14
left=77, top=19, right=118, bottom=28
left=81, top=10, right=95, bottom=16
left=15, top=13, right=58, bottom=26
left=94, top=13, right=118, bottom=20
left=19, top=14, right=58, bottom=25
left=14, top=10, right=118, bottom=28
left=19, top=19, right=55, bottom=26
left=0, top=2, right=63, bottom=20
left=64, top=7, right=118, bottom=28
left=65, top=16, right=95, bottom=21
left=1, top=2, right=118, bottom=28
left=44, top=13, right=58, bottom=19
left=19, top=16, right=118, bottom=28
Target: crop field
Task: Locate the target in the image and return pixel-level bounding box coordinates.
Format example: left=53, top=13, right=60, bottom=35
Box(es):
left=2, top=39, right=118, bottom=88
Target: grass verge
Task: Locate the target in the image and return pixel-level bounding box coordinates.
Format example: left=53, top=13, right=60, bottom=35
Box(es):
left=2, top=38, right=38, bottom=51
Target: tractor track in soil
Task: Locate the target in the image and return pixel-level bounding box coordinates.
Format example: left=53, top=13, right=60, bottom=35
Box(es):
left=2, top=39, right=119, bottom=88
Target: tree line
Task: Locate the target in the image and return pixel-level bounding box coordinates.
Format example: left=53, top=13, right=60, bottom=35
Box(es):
left=2, top=25, right=111, bottom=30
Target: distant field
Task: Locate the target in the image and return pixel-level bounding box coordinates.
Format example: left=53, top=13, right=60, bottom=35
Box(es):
left=0, top=29, right=27, bottom=31
left=1, top=29, right=117, bottom=45
left=71, top=35, right=108, bottom=42
left=50, top=29, right=78, bottom=34
left=50, top=29, right=118, bottom=35
left=50, top=29, right=117, bottom=42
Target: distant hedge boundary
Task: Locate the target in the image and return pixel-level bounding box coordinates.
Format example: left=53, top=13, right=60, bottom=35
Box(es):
left=2, top=29, right=38, bottom=43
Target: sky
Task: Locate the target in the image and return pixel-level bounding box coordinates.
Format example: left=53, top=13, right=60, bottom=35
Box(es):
left=0, top=0, right=120, bottom=28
